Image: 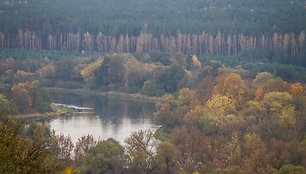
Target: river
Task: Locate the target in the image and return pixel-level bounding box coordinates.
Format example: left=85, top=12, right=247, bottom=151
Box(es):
left=47, top=93, right=156, bottom=144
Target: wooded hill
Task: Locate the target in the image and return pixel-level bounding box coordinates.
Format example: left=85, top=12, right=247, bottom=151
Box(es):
left=0, top=0, right=306, bottom=55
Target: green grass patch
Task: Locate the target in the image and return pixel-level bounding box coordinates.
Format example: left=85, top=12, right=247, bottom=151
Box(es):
left=51, top=104, right=75, bottom=114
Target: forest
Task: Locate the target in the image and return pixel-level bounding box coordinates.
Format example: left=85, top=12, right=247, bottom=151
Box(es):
left=0, top=0, right=306, bottom=173
left=1, top=0, right=306, bottom=35
left=0, top=0, right=306, bottom=56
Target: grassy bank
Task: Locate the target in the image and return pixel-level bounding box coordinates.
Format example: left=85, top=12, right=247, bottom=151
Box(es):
left=45, top=87, right=162, bottom=103
left=9, top=103, right=80, bottom=122
left=10, top=112, right=66, bottom=122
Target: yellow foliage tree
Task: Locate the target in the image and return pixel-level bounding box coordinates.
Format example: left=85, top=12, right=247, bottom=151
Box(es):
left=242, top=133, right=268, bottom=173
left=226, top=132, right=242, bottom=166
left=80, top=58, right=103, bottom=82
left=214, top=73, right=247, bottom=106
left=290, top=83, right=305, bottom=96
left=37, top=63, right=56, bottom=78
left=204, top=95, right=237, bottom=127
left=192, top=55, right=201, bottom=69
left=206, top=95, right=236, bottom=113
left=263, top=92, right=293, bottom=110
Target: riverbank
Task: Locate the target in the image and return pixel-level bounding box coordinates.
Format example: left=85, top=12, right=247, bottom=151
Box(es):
left=10, top=112, right=66, bottom=122
left=45, top=87, right=162, bottom=103
left=9, top=103, right=92, bottom=122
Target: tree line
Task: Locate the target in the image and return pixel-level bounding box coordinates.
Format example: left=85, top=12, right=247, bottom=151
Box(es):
left=0, top=30, right=305, bottom=56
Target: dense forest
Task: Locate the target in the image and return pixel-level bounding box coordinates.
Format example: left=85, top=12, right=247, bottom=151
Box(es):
left=1, top=0, right=306, bottom=173
left=1, top=0, right=306, bottom=35
left=0, top=0, right=306, bottom=56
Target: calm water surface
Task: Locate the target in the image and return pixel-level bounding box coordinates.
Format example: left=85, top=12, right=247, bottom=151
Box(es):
left=48, top=93, right=156, bottom=144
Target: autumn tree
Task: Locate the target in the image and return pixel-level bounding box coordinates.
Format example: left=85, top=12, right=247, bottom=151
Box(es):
left=253, top=72, right=289, bottom=101
left=10, top=82, right=33, bottom=113
left=194, top=76, right=215, bottom=105
left=74, top=135, right=97, bottom=162
left=253, top=72, right=275, bottom=86
left=124, top=57, right=154, bottom=89
left=155, top=141, right=179, bottom=174
left=191, top=55, right=201, bottom=70
left=79, top=138, right=125, bottom=174
left=241, top=133, right=268, bottom=173
left=204, top=95, right=237, bottom=128
left=170, top=127, right=210, bottom=173
left=0, top=119, right=61, bottom=174
left=80, top=58, right=103, bottom=83
left=213, top=73, right=248, bottom=107
left=154, top=94, right=180, bottom=127
left=268, top=165, right=306, bottom=174
left=37, top=62, right=56, bottom=79
left=290, top=83, right=306, bottom=111
left=54, top=134, right=74, bottom=160
left=0, top=58, right=14, bottom=77
left=226, top=132, right=242, bottom=166
left=268, top=139, right=306, bottom=170
left=15, top=70, right=35, bottom=82
left=262, top=92, right=296, bottom=130
left=177, top=88, right=198, bottom=114
left=0, top=94, right=11, bottom=119
left=125, top=130, right=158, bottom=174
left=290, top=83, right=305, bottom=96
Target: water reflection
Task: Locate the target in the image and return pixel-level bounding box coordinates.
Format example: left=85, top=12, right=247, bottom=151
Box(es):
left=48, top=93, right=156, bottom=144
